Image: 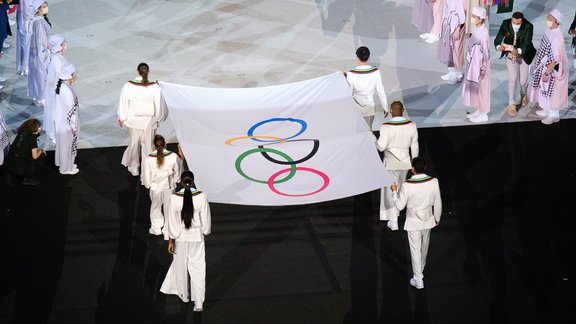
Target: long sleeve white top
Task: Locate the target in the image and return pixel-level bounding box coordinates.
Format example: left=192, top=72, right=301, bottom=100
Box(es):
left=393, top=174, right=442, bottom=231
left=167, top=190, right=211, bottom=242
left=346, top=65, right=388, bottom=116
left=377, top=117, right=419, bottom=170
left=117, top=78, right=167, bottom=130
left=142, top=150, right=181, bottom=190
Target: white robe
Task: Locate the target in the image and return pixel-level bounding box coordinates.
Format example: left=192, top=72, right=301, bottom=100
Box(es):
left=44, top=54, right=69, bottom=142
left=142, top=150, right=181, bottom=236
left=28, top=16, right=51, bottom=100
left=16, top=0, right=34, bottom=73
left=377, top=117, right=419, bottom=222
left=54, top=83, right=79, bottom=173
left=117, top=78, right=168, bottom=168
left=161, top=190, right=211, bottom=304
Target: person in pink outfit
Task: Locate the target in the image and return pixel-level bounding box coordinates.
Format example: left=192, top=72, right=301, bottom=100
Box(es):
left=462, top=6, right=490, bottom=123
left=437, top=0, right=466, bottom=84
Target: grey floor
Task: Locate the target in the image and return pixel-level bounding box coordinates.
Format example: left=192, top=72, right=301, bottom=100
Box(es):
left=0, top=0, right=575, bottom=150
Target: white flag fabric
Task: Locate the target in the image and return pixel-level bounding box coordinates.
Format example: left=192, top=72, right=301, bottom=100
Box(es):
left=159, top=73, right=392, bottom=206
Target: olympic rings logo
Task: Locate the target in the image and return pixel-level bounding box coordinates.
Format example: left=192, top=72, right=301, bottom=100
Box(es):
left=226, top=118, right=330, bottom=197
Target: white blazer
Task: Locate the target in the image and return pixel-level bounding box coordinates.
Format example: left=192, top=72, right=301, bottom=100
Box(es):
left=393, top=174, right=442, bottom=231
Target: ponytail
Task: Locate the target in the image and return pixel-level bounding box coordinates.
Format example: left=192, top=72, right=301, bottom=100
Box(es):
left=137, top=62, right=150, bottom=86
left=180, top=171, right=196, bottom=229
left=154, top=134, right=165, bottom=168
left=55, top=79, right=63, bottom=94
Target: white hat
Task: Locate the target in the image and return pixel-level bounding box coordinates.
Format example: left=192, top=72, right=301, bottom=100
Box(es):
left=49, top=34, right=65, bottom=54
left=472, top=7, right=486, bottom=20
left=549, top=9, right=563, bottom=24
left=59, top=63, right=76, bottom=80
left=32, top=0, right=46, bottom=11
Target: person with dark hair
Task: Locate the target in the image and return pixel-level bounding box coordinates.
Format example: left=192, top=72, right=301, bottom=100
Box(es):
left=117, top=63, right=167, bottom=177
left=43, top=34, right=68, bottom=142
left=462, top=7, right=490, bottom=123
left=438, top=0, right=466, bottom=84
left=530, top=9, right=570, bottom=125
left=376, top=100, right=419, bottom=231
left=390, top=157, right=442, bottom=289
left=27, top=0, right=51, bottom=107
left=160, top=171, right=211, bottom=312
left=5, top=118, right=46, bottom=185
left=345, top=46, right=388, bottom=129
left=494, top=11, right=536, bottom=117
left=54, top=63, right=79, bottom=175
left=142, top=134, right=181, bottom=237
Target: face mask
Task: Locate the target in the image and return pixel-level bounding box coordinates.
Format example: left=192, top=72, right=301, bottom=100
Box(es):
left=546, top=20, right=554, bottom=28
left=43, top=7, right=49, bottom=15
left=512, top=24, right=520, bottom=31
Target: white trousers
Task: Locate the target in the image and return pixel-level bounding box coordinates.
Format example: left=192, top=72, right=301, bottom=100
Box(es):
left=380, top=169, right=409, bottom=221
left=506, top=57, right=530, bottom=105
left=55, top=130, right=77, bottom=173
left=149, top=189, right=172, bottom=236
left=121, top=127, right=154, bottom=168
left=160, top=241, right=206, bottom=304
left=407, top=229, right=431, bottom=280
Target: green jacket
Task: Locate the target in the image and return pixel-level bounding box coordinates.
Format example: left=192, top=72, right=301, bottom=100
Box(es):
left=494, top=18, right=536, bottom=65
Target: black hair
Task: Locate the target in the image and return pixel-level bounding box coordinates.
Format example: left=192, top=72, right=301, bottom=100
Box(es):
left=55, top=79, right=63, bottom=94
left=511, top=12, right=524, bottom=20
left=180, top=171, right=196, bottom=229
left=137, top=63, right=150, bottom=85
left=154, top=135, right=166, bottom=168
left=356, top=46, right=370, bottom=62
left=390, top=100, right=404, bottom=111
left=412, top=157, right=428, bottom=174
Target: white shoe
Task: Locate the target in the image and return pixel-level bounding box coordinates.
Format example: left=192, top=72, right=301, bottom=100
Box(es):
left=0, top=76, right=6, bottom=82
left=541, top=112, right=560, bottom=125
left=419, top=33, right=430, bottom=39
left=61, top=168, right=79, bottom=175
left=441, top=68, right=454, bottom=81
left=193, top=303, right=203, bottom=312
left=127, top=166, right=139, bottom=176
left=9, top=19, right=15, bottom=26
left=32, top=98, right=45, bottom=107
left=410, top=278, right=424, bottom=289
left=467, top=110, right=480, bottom=119
left=448, top=71, right=462, bottom=85
left=470, top=113, right=488, bottom=123
left=425, top=34, right=440, bottom=43
left=2, top=41, right=9, bottom=49
left=535, top=109, right=548, bottom=117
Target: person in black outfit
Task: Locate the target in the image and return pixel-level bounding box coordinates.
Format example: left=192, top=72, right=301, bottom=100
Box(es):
left=5, top=118, right=46, bottom=185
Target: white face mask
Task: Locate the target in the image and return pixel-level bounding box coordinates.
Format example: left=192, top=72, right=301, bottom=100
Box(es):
left=546, top=20, right=554, bottom=28
left=512, top=23, right=520, bottom=31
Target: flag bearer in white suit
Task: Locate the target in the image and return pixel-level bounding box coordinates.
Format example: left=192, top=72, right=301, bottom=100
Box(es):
left=377, top=101, right=419, bottom=231
left=117, top=63, right=167, bottom=176
left=54, top=63, right=79, bottom=175
left=142, top=134, right=181, bottom=237
left=390, top=157, right=442, bottom=289
left=346, top=46, right=389, bottom=129
left=161, top=171, right=211, bottom=312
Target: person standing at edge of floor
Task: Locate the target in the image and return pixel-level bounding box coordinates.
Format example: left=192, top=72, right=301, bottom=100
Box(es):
left=462, top=6, right=490, bottom=123
left=54, top=63, right=79, bottom=175
left=142, top=134, right=181, bottom=238
left=160, top=170, right=211, bottom=312
left=420, top=0, right=445, bottom=44
left=28, top=0, right=51, bottom=107
left=438, top=0, right=466, bottom=85
left=530, top=9, right=570, bottom=125
left=117, top=63, right=167, bottom=177
left=376, top=100, right=419, bottom=231
left=345, top=46, right=389, bottom=129
left=390, top=157, right=442, bottom=290
left=15, top=0, right=34, bottom=76
left=44, top=34, right=68, bottom=143
left=494, top=11, right=536, bottom=117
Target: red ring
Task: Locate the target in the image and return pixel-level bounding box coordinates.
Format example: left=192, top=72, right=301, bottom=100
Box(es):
left=267, top=167, right=329, bottom=197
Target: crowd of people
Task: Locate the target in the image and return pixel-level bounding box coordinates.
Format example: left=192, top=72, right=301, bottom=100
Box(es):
left=0, top=0, right=574, bottom=310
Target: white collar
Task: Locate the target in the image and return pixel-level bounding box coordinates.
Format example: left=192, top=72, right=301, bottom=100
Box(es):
left=410, top=173, right=429, bottom=179
left=390, top=116, right=407, bottom=122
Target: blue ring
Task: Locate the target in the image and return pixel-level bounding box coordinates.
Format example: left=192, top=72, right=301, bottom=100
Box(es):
left=247, top=118, right=307, bottom=142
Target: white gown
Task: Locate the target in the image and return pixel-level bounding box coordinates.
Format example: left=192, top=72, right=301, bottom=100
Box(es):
left=16, top=0, right=34, bottom=73
left=28, top=15, right=51, bottom=101
left=44, top=54, right=69, bottom=142
left=54, top=83, right=79, bottom=173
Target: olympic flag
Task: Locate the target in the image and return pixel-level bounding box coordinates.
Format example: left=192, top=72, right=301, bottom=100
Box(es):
left=160, top=73, right=392, bottom=206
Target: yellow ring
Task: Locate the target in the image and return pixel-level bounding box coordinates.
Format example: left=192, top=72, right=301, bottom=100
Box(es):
left=225, top=135, right=286, bottom=146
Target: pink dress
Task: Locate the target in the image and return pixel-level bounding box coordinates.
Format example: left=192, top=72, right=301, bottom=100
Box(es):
left=462, top=24, right=490, bottom=113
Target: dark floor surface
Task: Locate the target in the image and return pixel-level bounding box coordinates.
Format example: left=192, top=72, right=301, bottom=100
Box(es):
left=1, top=120, right=575, bottom=324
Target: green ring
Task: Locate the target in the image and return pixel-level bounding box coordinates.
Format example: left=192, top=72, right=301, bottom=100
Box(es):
left=235, top=148, right=297, bottom=184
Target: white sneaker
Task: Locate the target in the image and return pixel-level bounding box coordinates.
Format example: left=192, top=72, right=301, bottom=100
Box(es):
left=0, top=76, right=6, bottom=82
left=410, top=278, right=424, bottom=289
left=470, top=113, right=488, bottom=123
left=441, top=68, right=454, bottom=81
left=535, top=109, right=548, bottom=117
left=448, top=72, right=462, bottom=85
left=419, top=33, right=430, bottom=39
left=425, top=34, right=440, bottom=43
left=541, top=112, right=560, bottom=125
left=467, top=110, right=480, bottom=119
left=2, top=41, right=9, bottom=49
left=61, top=168, right=79, bottom=175
left=127, top=166, right=139, bottom=176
